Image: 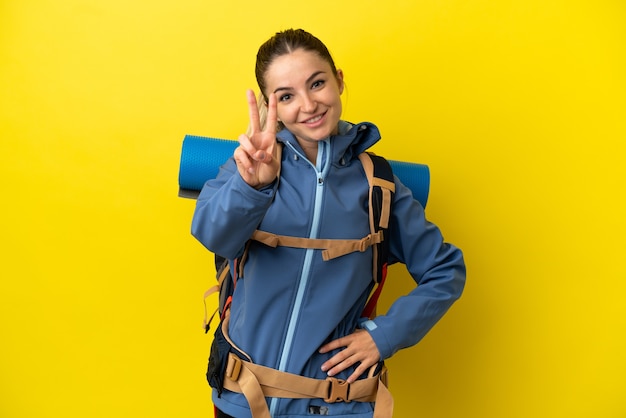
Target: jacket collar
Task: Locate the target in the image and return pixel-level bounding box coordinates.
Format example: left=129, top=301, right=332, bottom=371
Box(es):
left=276, top=121, right=381, bottom=165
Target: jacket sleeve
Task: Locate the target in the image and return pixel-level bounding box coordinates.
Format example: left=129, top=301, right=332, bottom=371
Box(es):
left=363, top=176, right=466, bottom=360
left=190, top=158, right=278, bottom=259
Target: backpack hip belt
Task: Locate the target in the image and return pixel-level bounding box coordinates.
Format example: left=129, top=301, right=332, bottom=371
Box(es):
left=221, top=353, right=393, bottom=418
left=220, top=313, right=393, bottom=418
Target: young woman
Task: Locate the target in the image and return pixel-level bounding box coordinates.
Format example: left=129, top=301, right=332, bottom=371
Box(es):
left=192, top=28, right=466, bottom=418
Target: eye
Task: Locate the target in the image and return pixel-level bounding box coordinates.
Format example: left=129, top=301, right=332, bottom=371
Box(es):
left=279, top=93, right=292, bottom=102
left=311, top=79, right=325, bottom=89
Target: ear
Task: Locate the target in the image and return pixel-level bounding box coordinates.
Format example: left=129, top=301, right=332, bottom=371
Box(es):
left=336, top=69, right=345, bottom=94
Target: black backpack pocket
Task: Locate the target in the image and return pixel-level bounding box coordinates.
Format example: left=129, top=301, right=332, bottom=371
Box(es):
left=206, top=321, right=232, bottom=397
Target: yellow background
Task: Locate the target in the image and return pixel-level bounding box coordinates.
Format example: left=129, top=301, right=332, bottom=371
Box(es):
left=1, top=0, right=624, bottom=417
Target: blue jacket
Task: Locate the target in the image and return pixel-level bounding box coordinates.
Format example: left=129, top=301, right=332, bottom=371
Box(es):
left=191, top=121, right=466, bottom=417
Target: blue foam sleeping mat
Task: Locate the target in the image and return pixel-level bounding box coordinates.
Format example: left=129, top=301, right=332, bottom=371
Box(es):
left=178, top=135, right=430, bottom=208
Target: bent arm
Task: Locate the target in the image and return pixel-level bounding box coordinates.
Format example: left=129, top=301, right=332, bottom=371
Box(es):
left=365, top=178, right=466, bottom=360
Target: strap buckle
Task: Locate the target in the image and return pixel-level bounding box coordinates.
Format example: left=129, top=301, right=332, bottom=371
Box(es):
left=324, top=377, right=351, bottom=403
left=225, top=354, right=242, bottom=381
left=358, top=231, right=383, bottom=252
left=358, top=235, right=372, bottom=252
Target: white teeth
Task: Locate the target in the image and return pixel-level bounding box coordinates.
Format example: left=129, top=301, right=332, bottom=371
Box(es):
left=305, top=115, right=323, bottom=124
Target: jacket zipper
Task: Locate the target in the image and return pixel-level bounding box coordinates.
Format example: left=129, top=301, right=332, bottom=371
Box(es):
left=269, top=140, right=331, bottom=416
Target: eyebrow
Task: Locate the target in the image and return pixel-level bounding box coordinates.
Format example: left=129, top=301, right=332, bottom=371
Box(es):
left=273, top=70, right=326, bottom=94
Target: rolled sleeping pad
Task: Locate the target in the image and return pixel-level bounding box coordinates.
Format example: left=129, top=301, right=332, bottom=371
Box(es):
left=178, top=135, right=430, bottom=208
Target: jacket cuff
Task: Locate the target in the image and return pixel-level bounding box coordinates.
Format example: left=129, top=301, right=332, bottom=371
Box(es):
left=360, top=319, right=393, bottom=360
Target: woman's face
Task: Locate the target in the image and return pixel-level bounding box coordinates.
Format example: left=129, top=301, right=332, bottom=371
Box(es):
left=264, top=49, right=344, bottom=148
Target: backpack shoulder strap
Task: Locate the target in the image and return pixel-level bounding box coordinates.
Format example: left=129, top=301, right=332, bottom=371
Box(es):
left=358, top=152, right=395, bottom=282
left=358, top=152, right=395, bottom=319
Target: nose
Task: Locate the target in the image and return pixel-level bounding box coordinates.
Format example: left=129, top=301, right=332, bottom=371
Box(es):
left=300, top=93, right=317, bottom=113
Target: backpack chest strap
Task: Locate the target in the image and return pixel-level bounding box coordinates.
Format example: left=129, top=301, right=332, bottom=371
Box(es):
left=250, top=229, right=384, bottom=261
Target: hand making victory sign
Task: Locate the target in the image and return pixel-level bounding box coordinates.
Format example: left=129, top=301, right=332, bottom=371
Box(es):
left=234, top=89, right=280, bottom=189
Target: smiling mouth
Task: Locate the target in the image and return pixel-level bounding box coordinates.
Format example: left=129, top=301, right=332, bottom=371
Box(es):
left=302, top=112, right=326, bottom=124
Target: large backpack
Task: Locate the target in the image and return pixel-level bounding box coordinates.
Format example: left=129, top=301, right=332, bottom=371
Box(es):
left=203, top=151, right=396, bottom=333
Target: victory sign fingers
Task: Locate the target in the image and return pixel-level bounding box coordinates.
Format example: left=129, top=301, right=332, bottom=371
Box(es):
left=234, top=90, right=280, bottom=188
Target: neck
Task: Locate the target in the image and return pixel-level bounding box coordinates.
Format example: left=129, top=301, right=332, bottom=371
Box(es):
left=295, top=138, right=320, bottom=165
